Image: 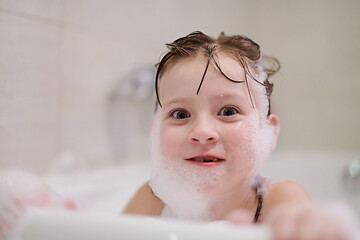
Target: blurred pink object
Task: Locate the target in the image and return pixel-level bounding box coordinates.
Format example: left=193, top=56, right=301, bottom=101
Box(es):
left=0, top=170, right=77, bottom=239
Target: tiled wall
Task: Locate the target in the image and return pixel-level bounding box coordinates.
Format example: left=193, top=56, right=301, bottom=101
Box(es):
left=0, top=1, right=63, bottom=173
left=0, top=0, right=359, bottom=173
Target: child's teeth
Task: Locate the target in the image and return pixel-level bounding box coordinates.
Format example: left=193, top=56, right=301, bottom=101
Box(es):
left=193, top=157, right=204, bottom=162
left=204, top=157, right=217, bottom=162
left=190, top=157, right=223, bottom=162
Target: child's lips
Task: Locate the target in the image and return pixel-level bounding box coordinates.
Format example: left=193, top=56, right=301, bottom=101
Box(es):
left=184, top=155, right=225, bottom=165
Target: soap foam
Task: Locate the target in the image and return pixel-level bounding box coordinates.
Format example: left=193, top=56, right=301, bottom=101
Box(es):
left=245, top=113, right=273, bottom=177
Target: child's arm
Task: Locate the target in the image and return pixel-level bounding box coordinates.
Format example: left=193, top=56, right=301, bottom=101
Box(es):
left=123, top=182, right=164, bottom=216
left=230, top=180, right=358, bottom=239
left=265, top=181, right=358, bottom=239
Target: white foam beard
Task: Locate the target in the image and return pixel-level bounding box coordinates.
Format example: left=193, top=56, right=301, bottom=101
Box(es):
left=148, top=111, right=273, bottom=221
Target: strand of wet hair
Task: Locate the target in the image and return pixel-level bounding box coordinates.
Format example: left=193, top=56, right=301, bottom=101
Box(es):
left=155, top=52, right=175, bottom=108
left=211, top=55, right=245, bottom=84
left=196, top=46, right=215, bottom=95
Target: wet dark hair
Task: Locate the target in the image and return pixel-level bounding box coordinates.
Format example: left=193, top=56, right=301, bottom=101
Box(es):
left=155, top=31, right=280, bottom=115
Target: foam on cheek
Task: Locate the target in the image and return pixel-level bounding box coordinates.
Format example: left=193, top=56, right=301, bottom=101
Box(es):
left=245, top=114, right=273, bottom=176
left=223, top=117, right=256, bottom=184
left=149, top=111, right=224, bottom=221
left=245, top=64, right=273, bottom=175
left=225, top=113, right=273, bottom=188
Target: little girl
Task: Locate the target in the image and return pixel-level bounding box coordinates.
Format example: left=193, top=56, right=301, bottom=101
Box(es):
left=124, top=31, right=358, bottom=239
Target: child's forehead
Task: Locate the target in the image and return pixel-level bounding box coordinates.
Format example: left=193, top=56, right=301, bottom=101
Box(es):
left=160, top=54, right=245, bottom=84
left=158, top=54, right=268, bottom=112
left=159, top=55, right=241, bottom=96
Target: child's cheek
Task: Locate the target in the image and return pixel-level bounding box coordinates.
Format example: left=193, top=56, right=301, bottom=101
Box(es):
left=225, top=119, right=262, bottom=169
left=159, top=126, right=183, bottom=159
left=224, top=121, right=251, bottom=152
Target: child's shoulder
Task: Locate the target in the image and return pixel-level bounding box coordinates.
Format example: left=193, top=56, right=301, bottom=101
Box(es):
left=261, top=178, right=311, bottom=216
left=263, top=178, right=310, bottom=202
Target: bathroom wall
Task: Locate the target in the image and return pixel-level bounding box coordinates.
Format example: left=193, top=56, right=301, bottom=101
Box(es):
left=0, top=0, right=359, bottom=173
left=0, top=0, right=64, bottom=172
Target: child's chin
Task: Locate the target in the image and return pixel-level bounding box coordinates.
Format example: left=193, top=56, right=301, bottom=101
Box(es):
left=193, top=183, right=225, bottom=197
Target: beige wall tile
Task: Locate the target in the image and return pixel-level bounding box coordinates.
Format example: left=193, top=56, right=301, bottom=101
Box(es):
left=0, top=7, right=62, bottom=173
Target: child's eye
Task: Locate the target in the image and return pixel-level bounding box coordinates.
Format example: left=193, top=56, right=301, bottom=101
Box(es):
left=218, top=106, right=240, bottom=116
left=170, top=109, right=191, bottom=119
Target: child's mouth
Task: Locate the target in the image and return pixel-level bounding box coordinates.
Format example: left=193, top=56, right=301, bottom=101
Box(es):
left=190, top=156, right=224, bottom=162
left=185, top=156, right=225, bottom=165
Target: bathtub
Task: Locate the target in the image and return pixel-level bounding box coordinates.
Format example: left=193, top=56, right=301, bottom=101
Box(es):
left=11, top=150, right=360, bottom=239
left=14, top=209, right=270, bottom=240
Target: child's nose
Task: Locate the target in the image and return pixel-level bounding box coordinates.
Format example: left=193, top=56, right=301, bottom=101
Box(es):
left=188, top=119, right=219, bottom=144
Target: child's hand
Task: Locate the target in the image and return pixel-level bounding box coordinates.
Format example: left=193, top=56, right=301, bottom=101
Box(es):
left=264, top=202, right=359, bottom=240
left=0, top=170, right=77, bottom=239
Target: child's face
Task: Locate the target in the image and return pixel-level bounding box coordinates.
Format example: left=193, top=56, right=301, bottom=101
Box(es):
left=152, top=54, right=279, bottom=198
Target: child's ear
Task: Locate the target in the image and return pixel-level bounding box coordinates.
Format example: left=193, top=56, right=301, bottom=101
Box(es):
left=268, top=114, right=280, bottom=151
